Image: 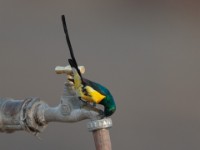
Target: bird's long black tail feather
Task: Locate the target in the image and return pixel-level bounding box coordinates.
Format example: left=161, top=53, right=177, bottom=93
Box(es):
left=61, top=15, right=83, bottom=80
left=61, top=15, right=77, bottom=66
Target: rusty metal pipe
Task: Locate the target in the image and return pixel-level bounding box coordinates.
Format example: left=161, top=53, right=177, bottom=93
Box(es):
left=0, top=97, right=46, bottom=133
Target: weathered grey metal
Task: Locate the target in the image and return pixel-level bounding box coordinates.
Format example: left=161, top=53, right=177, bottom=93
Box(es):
left=41, top=84, right=103, bottom=123
left=0, top=97, right=46, bottom=134
left=0, top=98, right=24, bottom=133
left=0, top=83, right=103, bottom=134
left=87, top=118, right=112, bottom=132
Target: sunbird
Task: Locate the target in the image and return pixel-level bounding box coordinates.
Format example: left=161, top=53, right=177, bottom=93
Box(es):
left=61, top=15, right=116, bottom=117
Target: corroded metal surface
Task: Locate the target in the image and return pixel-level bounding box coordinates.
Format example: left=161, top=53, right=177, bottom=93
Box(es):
left=2, top=100, right=23, bottom=117
left=20, top=97, right=47, bottom=134
left=0, top=97, right=47, bottom=134
left=0, top=98, right=24, bottom=133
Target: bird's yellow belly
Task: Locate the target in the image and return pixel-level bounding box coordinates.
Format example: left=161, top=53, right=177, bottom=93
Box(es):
left=78, top=86, right=105, bottom=104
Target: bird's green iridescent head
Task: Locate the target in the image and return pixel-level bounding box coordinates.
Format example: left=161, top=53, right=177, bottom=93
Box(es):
left=100, top=93, right=116, bottom=117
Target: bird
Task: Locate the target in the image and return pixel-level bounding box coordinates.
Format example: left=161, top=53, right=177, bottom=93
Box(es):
left=61, top=15, right=116, bottom=117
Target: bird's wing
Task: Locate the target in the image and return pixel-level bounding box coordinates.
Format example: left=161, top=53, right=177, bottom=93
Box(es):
left=83, top=78, right=106, bottom=95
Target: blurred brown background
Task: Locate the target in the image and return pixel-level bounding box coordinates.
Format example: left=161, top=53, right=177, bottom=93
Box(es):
left=0, top=0, right=200, bottom=150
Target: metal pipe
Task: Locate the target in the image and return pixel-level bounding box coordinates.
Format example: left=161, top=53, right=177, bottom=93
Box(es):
left=87, top=118, right=113, bottom=150
left=0, top=85, right=102, bottom=134
left=93, top=129, right=112, bottom=150
left=0, top=97, right=46, bottom=134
